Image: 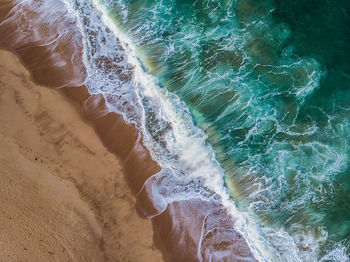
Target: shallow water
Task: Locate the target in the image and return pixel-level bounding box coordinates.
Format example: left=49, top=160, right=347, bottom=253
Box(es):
left=88, top=0, right=350, bottom=260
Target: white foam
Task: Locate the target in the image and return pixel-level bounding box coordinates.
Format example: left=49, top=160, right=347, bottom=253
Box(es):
left=58, top=0, right=349, bottom=261
left=320, top=243, right=350, bottom=262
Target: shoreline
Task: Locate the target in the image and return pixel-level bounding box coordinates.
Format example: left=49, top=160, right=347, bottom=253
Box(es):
left=0, top=1, right=257, bottom=261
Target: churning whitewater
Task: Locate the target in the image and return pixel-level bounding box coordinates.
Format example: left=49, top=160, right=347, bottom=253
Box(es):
left=61, top=0, right=350, bottom=261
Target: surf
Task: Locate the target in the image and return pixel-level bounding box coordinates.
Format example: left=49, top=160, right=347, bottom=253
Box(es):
left=82, top=0, right=350, bottom=261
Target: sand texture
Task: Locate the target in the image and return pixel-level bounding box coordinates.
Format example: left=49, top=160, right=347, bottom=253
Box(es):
left=0, top=49, right=164, bottom=262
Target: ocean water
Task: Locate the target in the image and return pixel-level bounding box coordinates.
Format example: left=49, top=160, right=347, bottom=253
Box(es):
left=63, top=0, right=349, bottom=260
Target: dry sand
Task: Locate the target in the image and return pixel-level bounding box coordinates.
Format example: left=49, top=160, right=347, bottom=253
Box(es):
left=0, top=49, right=164, bottom=262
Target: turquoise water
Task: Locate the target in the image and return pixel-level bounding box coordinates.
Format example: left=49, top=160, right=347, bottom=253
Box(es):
left=98, top=0, right=350, bottom=260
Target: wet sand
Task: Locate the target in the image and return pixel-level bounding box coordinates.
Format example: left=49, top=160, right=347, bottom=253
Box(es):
left=0, top=49, right=164, bottom=262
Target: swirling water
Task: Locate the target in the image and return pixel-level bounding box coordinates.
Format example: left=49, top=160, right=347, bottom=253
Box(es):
left=67, top=0, right=350, bottom=260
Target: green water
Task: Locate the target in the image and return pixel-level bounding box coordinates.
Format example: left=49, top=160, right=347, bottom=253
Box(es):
left=99, top=0, right=350, bottom=260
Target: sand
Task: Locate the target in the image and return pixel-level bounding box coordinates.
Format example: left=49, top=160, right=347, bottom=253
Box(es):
left=0, top=49, right=164, bottom=262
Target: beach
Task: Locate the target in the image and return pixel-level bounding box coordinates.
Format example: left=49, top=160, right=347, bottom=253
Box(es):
left=0, top=49, right=164, bottom=261
left=2, top=0, right=347, bottom=261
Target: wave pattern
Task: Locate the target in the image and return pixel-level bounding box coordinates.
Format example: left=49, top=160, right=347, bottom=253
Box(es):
left=88, top=0, right=350, bottom=261
left=63, top=0, right=260, bottom=261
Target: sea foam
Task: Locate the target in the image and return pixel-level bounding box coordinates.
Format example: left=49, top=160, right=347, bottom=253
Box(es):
left=60, top=0, right=311, bottom=261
